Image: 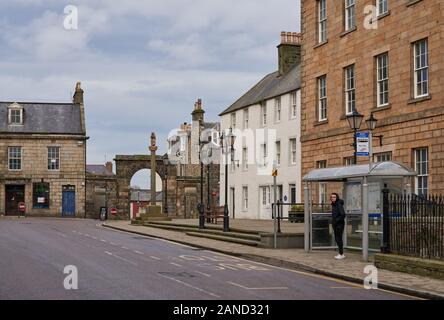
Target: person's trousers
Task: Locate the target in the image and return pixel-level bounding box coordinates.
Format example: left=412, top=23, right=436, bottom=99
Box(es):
left=333, top=222, right=345, bottom=255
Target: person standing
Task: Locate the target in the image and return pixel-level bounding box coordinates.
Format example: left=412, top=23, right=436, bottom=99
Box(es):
left=331, top=193, right=346, bottom=260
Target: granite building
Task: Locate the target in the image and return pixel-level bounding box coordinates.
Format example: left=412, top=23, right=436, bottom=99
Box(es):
left=0, top=83, right=87, bottom=217
left=301, top=0, right=444, bottom=197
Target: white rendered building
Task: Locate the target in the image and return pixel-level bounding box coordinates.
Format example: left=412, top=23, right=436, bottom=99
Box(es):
left=219, top=32, right=302, bottom=220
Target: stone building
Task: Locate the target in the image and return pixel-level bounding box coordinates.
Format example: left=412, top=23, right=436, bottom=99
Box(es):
left=301, top=0, right=444, bottom=198
left=0, top=83, right=87, bottom=217
left=219, top=32, right=302, bottom=219
left=166, top=100, right=221, bottom=218
left=86, top=162, right=117, bottom=219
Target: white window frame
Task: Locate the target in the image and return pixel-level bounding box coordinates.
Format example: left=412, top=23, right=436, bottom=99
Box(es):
left=318, top=0, right=327, bottom=43
left=8, top=146, right=22, bottom=171
left=318, top=75, right=327, bottom=121
left=290, top=91, right=298, bottom=119
left=242, top=147, right=248, bottom=171
left=274, top=98, right=281, bottom=123
left=289, top=138, right=297, bottom=165
left=8, top=108, right=23, bottom=125
left=377, top=0, right=388, bottom=16
left=260, top=102, right=267, bottom=127
left=415, top=148, right=429, bottom=197
left=413, top=39, right=429, bottom=99
left=242, top=186, right=248, bottom=211
left=345, top=156, right=356, bottom=166
left=230, top=112, right=237, bottom=129
left=243, top=109, right=249, bottom=129
left=345, top=0, right=356, bottom=31
left=261, top=186, right=271, bottom=207
left=48, top=146, right=60, bottom=171
left=275, top=141, right=281, bottom=167
left=374, top=152, right=392, bottom=163
left=260, top=143, right=268, bottom=166
left=345, top=65, right=356, bottom=115
left=376, top=53, right=389, bottom=107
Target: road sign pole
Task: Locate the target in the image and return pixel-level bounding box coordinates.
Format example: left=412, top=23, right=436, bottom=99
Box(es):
left=272, top=168, right=278, bottom=249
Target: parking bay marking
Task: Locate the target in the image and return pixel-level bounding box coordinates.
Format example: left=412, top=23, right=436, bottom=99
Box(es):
left=227, top=281, right=288, bottom=291
left=105, top=251, right=138, bottom=266
left=158, top=274, right=220, bottom=298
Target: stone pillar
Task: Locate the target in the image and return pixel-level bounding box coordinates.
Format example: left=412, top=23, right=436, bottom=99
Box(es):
left=149, top=132, right=158, bottom=205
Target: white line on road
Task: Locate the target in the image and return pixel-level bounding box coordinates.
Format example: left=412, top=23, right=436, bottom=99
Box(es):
left=100, top=239, right=107, bottom=243
left=158, top=274, right=220, bottom=298
left=170, top=262, right=183, bottom=268
left=105, top=251, right=138, bottom=266
left=227, top=281, right=288, bottom=291
left=110, top=242, right=118, bottom=246
left=150, top=256, right=161, bottom=260
left=121, top=246, right=129, bottom=250
left=195, top=271, right=211, bottom=278
left=133, top=251, right=144, bottom=255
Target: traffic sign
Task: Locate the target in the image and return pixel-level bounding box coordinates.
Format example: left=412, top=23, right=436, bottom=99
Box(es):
left=272, top=169, right=278, bottom=177
left=18, top=202, right=26, bottom=213
left=110, top=207, right=118, bottom=215
left=356, top=132, right=370, bottom=157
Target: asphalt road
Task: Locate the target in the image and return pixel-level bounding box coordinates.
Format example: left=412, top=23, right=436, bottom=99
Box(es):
left=0, top=218, right=417, bottom=300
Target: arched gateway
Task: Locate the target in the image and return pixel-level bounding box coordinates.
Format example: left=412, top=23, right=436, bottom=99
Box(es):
left=114, top=154, right=174, bottom=219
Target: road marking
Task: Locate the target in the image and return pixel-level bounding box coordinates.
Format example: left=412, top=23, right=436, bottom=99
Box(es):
left=158, top=274, right=220, bottom=298
left=170, top=262, right=183, bottom=268
left=227, top=281, right=288, bottom=291
left=56, top=232, right=67, bottom=238
left=105, top=251, right=137, bottom=266
left=110, top=242, right=118, bottom=246
left=330, top=287, right=364, bottom=290
left=134, top=250, right=144, bottom=255
left=91, top=236, right=97, bottom=240
left=150, top=256, right=161, bottom=260
left=100, top=239, right=107, bottom=243
left=84, top=234, right=91, bottom=237
left=195, top=271, right=211, bottom=278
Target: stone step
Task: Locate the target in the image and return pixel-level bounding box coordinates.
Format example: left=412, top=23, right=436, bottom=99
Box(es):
left=185, top=232, right=260, bottom=247
left=147, top=221, right=260, bottom=235
left=144, top=223, right=261, bottom=241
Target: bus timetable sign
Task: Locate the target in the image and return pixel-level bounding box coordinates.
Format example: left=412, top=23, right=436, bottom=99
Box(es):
left=356, top=132, right=370, bottom=157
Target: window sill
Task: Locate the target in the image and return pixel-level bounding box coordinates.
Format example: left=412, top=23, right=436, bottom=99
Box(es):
left=406, top=0, right=423, bottom=7
left=376, top=11, right=391, bottom=20
left=340, top=26, right=357, bottom=38
left=407, top=95, right=431, bottom=105
left=371, top=104, right=391, bottom=112
left=314, top=40, right=328, bottom=49
left=314, top=119, right=329, bottom=126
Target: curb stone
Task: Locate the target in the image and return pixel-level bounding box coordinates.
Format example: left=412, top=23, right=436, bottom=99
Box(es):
left=102, top=223, right=444, bottom=300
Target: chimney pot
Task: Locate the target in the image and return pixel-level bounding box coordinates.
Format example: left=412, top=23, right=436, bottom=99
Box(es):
left=105, top=161, right=113, bottom=174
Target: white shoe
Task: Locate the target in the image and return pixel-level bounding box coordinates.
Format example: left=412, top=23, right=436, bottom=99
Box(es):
left=334, top=254, right=346, bottom=260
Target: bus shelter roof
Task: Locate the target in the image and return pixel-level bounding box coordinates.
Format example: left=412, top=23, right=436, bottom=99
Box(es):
left=302, top=161, right=417, bottom=182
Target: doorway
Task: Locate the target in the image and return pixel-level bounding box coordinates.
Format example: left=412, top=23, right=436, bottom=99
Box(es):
left=62, top=185, right=76, bottom=216
left=5, top=185, right=25, bottom=216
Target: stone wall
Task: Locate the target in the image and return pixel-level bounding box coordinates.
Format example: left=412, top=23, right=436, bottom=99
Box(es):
left=0, top=136, right=86, bottom=217
left=85, top=174, right=117, bottom=219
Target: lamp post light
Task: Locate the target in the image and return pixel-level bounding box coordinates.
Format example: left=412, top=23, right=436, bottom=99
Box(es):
left=198, top=123, right=212, bottom=229
left=346, top=110, right=364, bottom=165
left=220, top=127, right=236, bottom=232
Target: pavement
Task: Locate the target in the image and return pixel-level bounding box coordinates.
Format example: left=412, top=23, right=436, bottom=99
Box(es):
left=104, top=219, right=444, bottom=300
left=0, top=217, right=420, bottom=300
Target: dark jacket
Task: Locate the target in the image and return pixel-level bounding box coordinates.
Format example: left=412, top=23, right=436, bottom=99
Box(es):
left=332, top=199, right=346, bottom=225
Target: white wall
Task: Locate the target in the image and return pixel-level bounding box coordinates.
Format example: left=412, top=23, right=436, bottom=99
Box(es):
left=219, top=90, right=302, bottom=220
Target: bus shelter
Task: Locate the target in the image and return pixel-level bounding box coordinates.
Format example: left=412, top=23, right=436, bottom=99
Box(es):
left=302, top=161, right=417, bottom=261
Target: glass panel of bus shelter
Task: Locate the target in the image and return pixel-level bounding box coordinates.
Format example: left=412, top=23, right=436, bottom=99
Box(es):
left=311, top=213, right=335, bottom=248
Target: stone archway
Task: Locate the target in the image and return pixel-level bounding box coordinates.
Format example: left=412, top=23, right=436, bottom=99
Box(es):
left=114, top=155, right=173, bottom=219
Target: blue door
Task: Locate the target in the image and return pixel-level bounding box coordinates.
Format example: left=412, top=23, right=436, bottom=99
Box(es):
left=62, top=186, right=76, bottom=216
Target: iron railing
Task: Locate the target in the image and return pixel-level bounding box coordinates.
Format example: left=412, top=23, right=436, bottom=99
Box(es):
left=383, top=191, right=444, bottom=260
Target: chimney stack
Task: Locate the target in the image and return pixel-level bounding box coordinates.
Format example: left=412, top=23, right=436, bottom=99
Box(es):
left=191, top=98, right=205, bottom=122
left=73, top=82, right=84, bottom=105
left=105, top=161, right=113, bottom=174
left=278, top=32, right=302, bottom=76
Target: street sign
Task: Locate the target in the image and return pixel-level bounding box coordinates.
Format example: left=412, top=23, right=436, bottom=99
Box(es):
left=356, top=132, right=370, bottom=157
left=18, top=202, right=26, bottom=213
left=110, top=207, right=118, bottom=215
left=272, top=169, right=278, bottom=177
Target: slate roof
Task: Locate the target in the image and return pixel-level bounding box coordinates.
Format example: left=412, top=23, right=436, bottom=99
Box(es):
left=86, top=165, right=115, bottom=176
left=0, top=102, right=83, bottom=135
left=219, top=64, right=301, bottom=116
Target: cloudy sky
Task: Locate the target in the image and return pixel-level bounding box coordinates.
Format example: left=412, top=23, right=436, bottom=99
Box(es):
left=0, top=0, right=300, bottom=186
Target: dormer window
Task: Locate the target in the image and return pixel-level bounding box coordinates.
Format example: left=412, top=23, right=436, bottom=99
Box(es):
left=8, top=104, right=24, bottom=125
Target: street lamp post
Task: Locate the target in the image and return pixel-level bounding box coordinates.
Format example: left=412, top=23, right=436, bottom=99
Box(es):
left=220, top=127, right=235, bottom=232
left=198, top=123, right=212, bottom=229
left=346, top=110, right=364, bottom=165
